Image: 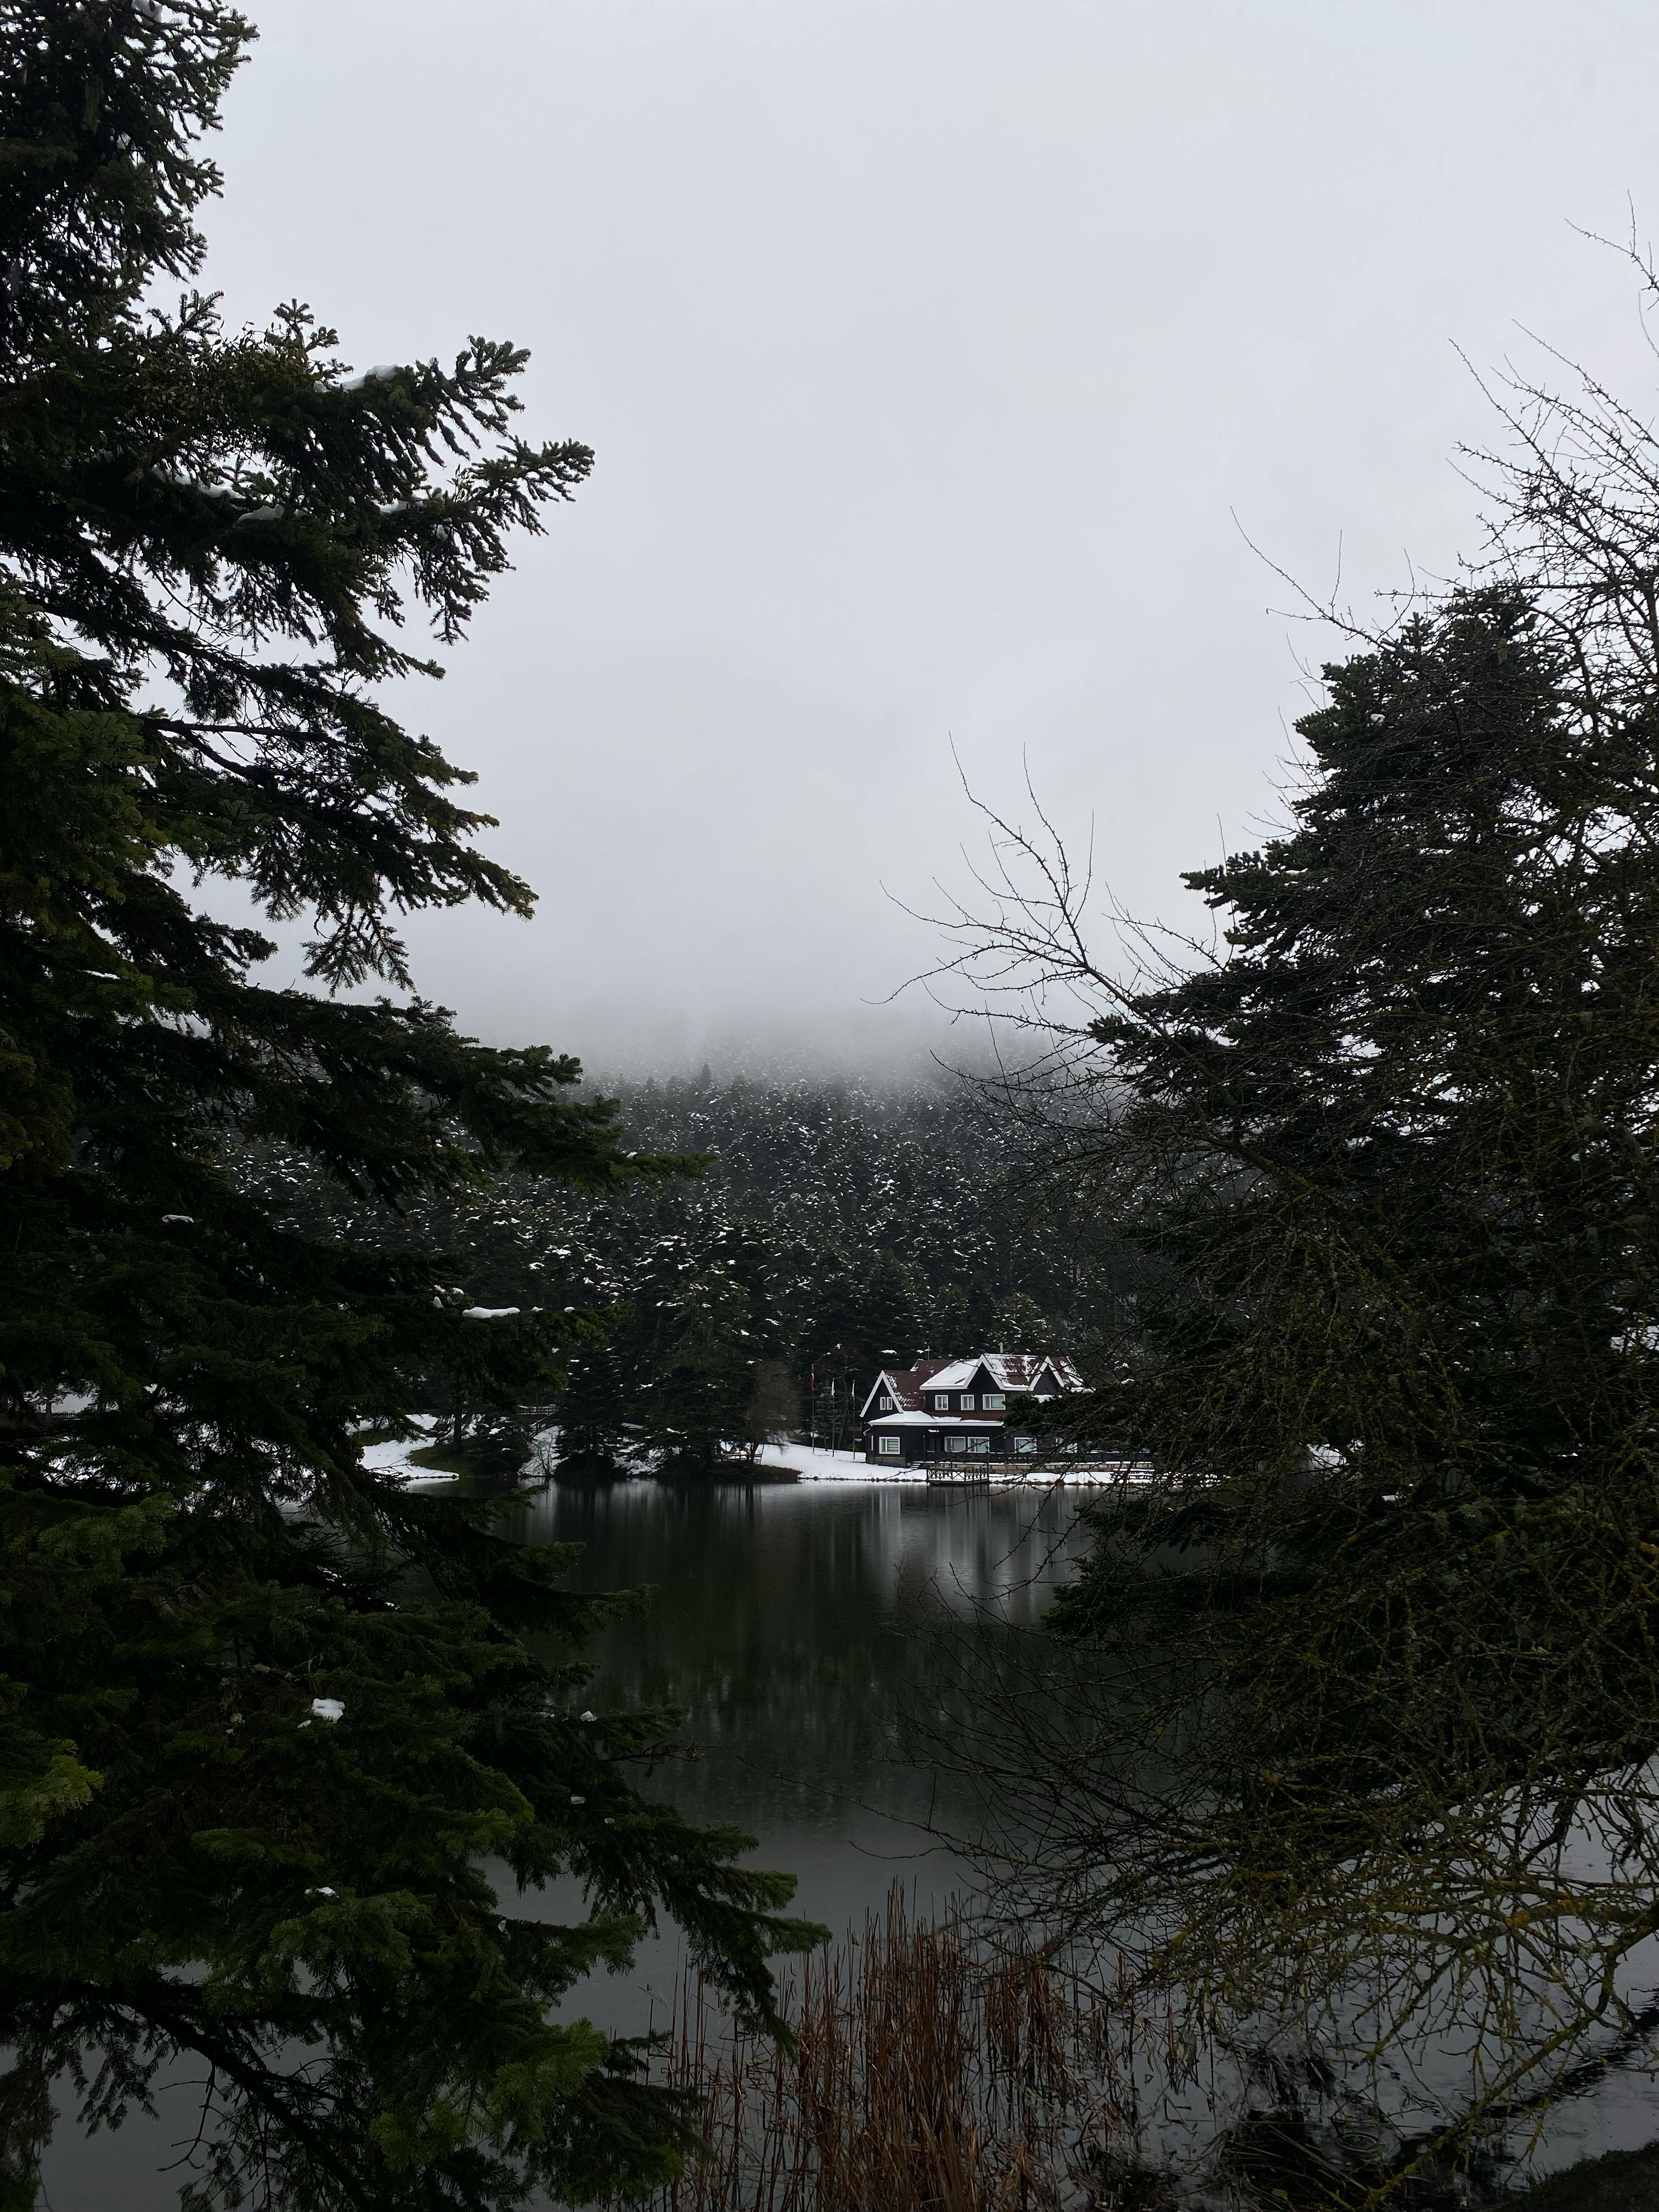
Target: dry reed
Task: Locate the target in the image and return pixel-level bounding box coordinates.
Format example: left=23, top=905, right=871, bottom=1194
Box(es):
left=631, top=1887, right=1135, bottom=2212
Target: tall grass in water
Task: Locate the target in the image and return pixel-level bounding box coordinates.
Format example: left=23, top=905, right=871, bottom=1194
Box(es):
left=623, top=1891, right=1579, bottom=2211
left=634, top=1887, right=1136, bottom=2212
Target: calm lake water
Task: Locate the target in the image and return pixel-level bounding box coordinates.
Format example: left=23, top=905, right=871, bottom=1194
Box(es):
left=516, top=1475, right=1659, bottom=2188
left=505, top=1470, right=1090, bottom=2039
left=48, top=1469, right=1657, bottom=2204
left=41, top=1471, right=1091, bottom=2208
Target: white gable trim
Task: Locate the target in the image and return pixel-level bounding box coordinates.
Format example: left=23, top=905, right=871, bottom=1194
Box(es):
left=859, top=1369, right=904, bottom=1420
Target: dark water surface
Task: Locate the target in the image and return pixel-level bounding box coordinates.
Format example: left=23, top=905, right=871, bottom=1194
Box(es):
left=537, top=1470, right=1088, bottom=1861
left=40, top=1472, right=1089, bottom=2208
left=515, top=1476, right=1659, bottom=2188
left=510, top=1471, right=1090, bottom=2035
left=41, top=1471, right=1659, bottom=2202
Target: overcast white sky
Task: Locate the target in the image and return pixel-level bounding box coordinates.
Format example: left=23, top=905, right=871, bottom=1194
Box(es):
left=204, top=0, right=1659, bottom=1073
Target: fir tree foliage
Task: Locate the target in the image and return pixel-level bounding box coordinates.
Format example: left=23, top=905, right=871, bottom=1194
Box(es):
left=0, top=5, right=817, bottom=2205
left=936, top=568, right=1659, bottom=2146
left=626, top=1237, right=758, bottom=1475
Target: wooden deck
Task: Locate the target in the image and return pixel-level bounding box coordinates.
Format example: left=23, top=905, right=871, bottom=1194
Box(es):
left=919, top=1457, right=1152, bottom=1486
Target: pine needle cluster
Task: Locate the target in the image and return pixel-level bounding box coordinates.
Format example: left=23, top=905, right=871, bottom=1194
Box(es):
left=0, top=5, right=820, bottom=2205
left=928, top=296, right=1659, bottom=2163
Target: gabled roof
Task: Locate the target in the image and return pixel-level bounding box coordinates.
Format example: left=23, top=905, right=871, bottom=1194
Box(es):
left=919, top=1359, right=981, bottom=1394
left=859, top=1359, right=953, bottom=1420
left=1026, top=1353, right=1087, bottom=1393
left=915, top=1353, right=1087, bottom=1396
left=862, top=1352, right=1086, bottom=1420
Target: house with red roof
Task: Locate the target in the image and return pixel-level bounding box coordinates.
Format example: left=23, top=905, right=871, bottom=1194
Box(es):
left=859, top=1351, right=1087, bottom=1466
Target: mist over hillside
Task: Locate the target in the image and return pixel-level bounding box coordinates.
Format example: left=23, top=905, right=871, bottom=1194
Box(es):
left=563, top=1003, right=1009, bottom=1090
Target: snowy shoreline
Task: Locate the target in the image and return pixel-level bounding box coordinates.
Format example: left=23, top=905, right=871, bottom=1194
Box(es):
left=356, top=1424, right=1141, bottom=1489
left=747, top=1440, right=1144, bottom=1486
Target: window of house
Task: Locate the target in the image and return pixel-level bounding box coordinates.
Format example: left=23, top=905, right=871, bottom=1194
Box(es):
left=945, top=1434, right=967, bottom=1454
left=1013, top=1436, right=1037, bottom=1455
left=878, top=1395, right=892, bottom=1412
left=877, top=1435, right=901, bottom=1456
left=960, top=1393, right=975, bottom=1409
left=966, top=1435, right=991, bottom=1454
left=981, top=1392, right=1005, bottom=1410
left=933, top=1395, right=948, bottom=1410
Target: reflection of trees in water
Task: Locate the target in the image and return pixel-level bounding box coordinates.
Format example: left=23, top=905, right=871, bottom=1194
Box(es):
left=507, top=1481, right=1090, bottom=1826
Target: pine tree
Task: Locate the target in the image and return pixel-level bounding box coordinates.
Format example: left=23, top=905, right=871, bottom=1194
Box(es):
left=552, top=1328, right=640, bottom=1471
left=629, top=1242, right=757, bottom=1475
left=740, top=1361, right=799, bottom=1457
left=0, top=6, right=817, bottom=2204
left=947, top=584, right=1659, bottom=2148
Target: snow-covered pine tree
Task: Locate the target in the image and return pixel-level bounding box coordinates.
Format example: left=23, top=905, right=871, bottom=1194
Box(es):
left=0, top=6, right=817, bottom=2204
left=627, top=1238, right=759, bottom=1474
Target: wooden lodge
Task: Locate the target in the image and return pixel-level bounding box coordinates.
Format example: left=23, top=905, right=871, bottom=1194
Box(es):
left=859, top=1352, right=1087, bottom=1468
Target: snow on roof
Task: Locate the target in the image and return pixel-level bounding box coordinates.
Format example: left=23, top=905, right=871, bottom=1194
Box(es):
left=861, top=1353, right=1086, bottom=1421
left=858, top=1359, right=954, bottom=1419
left=988, top=1352, right=1086, bottom=1391
left=919, top=1359, right=979, bottom=1392
left=911, top=1353, right=1087, bottom=1395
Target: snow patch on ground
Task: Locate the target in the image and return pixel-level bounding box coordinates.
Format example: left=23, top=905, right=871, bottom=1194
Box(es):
left=750, top=1440, right=919, bottom=1483
left=747, top=1441, right=1146, bottom=1486
left=358, top=1415, right=456, bottom=1485
left=351, top=1424, right=1141, bottom=1489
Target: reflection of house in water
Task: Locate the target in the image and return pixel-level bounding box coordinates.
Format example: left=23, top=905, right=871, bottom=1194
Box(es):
left=859, top=1352, right=1086, bottom=1466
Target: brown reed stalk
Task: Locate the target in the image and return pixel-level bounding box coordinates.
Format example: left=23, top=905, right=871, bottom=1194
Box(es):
left=629, top=1886, right=1136, bottom=2212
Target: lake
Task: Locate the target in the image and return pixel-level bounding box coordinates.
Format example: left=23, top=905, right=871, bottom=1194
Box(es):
left=38, top=1469, right=1091, bottom=2208
left=520, top=1472, right=1659, bottom=2194
left=510, top=1469, right=1092, bottom=2035
left=46, top=1467, right=1658, bottom=2205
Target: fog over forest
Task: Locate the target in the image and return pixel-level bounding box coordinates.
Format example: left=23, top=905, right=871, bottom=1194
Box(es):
left=195, top=0, right=1659, bottom=1075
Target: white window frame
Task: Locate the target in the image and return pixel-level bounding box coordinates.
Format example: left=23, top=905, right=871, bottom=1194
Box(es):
left=966, top=1434, right=991, bottom=1454
left=981, top=1391, right=1005, bottom=1410
left=945, top=1433, right=967, bottom=1454
left=877, top=1435, right=901, bottom=1457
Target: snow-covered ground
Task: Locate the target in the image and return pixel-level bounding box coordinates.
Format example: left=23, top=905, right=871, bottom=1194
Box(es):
left=357, top=1414, right=459, bottom=1485
left=747, top=1440, right=1147, bottom=1486
left=351, top=1422, right=1141, bottom=1489
left=749, top=1440, right=922, bottom=1483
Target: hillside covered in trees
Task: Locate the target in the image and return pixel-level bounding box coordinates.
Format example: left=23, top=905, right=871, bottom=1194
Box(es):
left=248, top=1069, right=1128, bottom=1470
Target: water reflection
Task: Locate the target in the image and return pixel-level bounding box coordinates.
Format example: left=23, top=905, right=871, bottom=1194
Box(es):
left=510, top=1475, right=1088, bottom=1940
left=37, top=1477, right=1088, bottom=2208
left=40, top=1474, right=1659, bottom=2203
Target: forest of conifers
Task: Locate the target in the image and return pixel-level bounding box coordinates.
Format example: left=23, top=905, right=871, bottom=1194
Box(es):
left=246, top=1070, right=1131, bottom=1470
